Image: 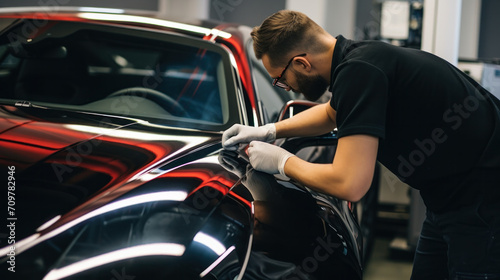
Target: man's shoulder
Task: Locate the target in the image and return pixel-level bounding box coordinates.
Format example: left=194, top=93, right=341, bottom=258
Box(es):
left=344, top=40, right=399, bottom=59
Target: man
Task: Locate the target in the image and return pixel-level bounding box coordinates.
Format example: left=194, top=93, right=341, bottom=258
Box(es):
left=222, top=10, right=500, bottom=279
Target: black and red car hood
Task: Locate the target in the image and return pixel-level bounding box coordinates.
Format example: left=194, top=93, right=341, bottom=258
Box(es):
left=0, top=104, right=257, bottom=279
left=0, top=104, right=246, bottom=231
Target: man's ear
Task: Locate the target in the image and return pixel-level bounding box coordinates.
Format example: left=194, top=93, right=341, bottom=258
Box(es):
left=293, top=56, right=312, bottom=72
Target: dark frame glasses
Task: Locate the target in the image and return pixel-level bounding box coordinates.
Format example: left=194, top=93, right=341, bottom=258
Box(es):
left=272, top=53, right=306, bottom=89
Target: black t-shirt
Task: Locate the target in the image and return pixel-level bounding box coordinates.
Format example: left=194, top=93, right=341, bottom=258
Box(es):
left=329, top=35, right=500, bottom=212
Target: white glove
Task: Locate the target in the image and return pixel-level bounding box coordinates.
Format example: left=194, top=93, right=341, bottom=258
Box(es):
left=247, top=141, right=295, bottom=176
left=222, top=124, right=276, bottom=151
left=218, top=150, right=248, bottom=178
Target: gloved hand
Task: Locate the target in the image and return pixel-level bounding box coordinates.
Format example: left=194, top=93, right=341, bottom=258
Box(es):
left=247, top=141, right=295, bottom=176
left=222, top=124, right=276, bottom=151
left=218, top=150, right=248, bottom=178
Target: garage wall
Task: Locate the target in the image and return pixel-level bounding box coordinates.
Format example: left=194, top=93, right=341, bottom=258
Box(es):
left=209, top=0, right=285, bottom=27
left=479, top=0, right=500, bottom=60
left=286, top=0, right=356, bottom=40
left=459, top=0, right=481, bottom=60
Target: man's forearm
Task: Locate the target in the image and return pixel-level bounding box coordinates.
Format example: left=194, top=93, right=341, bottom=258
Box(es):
left=284, top=134, right=379, bottom=202
left=275, top=102, right=336, bottom=138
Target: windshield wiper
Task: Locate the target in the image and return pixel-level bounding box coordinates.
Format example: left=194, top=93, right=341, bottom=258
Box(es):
left=14, top=101, right=47, bottom=109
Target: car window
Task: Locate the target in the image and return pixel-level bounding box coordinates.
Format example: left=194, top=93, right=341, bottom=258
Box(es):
left=246, top=41, right=294, bottom=123
left=252, top=66, right=289, bottom=123
left=0, top=19, right=238, bottom=130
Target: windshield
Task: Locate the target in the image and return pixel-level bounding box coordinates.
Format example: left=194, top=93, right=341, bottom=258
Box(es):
left=0, top=18, right=237, bottom=130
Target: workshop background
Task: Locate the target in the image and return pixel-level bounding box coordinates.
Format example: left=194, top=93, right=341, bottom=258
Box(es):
left=1, top=1, right=498, bottom=279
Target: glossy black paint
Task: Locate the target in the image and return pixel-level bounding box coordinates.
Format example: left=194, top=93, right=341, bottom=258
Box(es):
left=223, top=153, right=363, bottom=279
left=0, top=104, right=362, bottom=279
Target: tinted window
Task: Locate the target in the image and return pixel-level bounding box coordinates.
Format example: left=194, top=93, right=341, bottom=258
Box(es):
left=246, top=41, right=294, bottom=123
left=0, top=20, right=237, bottom=130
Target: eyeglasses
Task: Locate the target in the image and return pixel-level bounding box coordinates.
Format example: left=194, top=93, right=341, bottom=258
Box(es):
left=272, top=53, right=306, bottom=89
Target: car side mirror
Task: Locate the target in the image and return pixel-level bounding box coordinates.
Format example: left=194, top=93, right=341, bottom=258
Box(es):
left=275, top=100, right=338, bottom=154
left=276, top=100, right=321, bottom=122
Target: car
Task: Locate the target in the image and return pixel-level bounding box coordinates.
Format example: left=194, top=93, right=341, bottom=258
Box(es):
left=0, top=7, right=377, bottom=279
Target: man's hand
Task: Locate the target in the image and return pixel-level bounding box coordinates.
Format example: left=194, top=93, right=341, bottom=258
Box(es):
left=222, top=124, right=276, bottom=151
left=247, top=141, right=295, bottom=176
left=218, top=150, right=248, bottom=178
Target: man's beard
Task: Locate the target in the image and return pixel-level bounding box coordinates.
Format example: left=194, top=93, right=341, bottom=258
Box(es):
left=291, top=70, right=329, bottom=101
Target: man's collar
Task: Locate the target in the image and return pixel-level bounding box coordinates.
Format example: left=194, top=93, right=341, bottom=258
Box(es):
left=329, top=35, right=347, bottom=92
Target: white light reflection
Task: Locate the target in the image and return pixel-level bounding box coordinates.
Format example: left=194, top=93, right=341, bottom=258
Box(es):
left=136, top=154, right=220, bottom=183
left=64, top=124, right=212, bottom=182
left=77, top=7, right=125, bottom=14
left=199, top=245, right=236, bottom=278
left=0, top=233, right=40, bottom=257
left=192, top=154, right=221, bottom=165
left=4, top=191, right=187, bottom=256
left=135, top=168, right=166, bottom=182
left=89, top=191, right=188, bottom=217
left=65, top=124, right=209, bottom=142
left=194, top=232, right=226, bottom=255
left=43, top=243, right=185, bottom=280
left=36, top=215, right=61, bottom=232
left=78, top=13, right=232, bottom=39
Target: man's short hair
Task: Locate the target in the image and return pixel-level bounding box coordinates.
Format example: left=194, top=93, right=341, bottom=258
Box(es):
left=251, top=10, right=324, bottom=67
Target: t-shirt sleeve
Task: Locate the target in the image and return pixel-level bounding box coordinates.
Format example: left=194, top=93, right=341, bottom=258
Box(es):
left=329, top=61, right=388, bottom=139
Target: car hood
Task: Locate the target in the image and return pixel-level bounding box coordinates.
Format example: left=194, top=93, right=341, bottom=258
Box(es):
left=0, top=104, right=239, bottom=235
left=0, top=104, right=256, bottom=278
